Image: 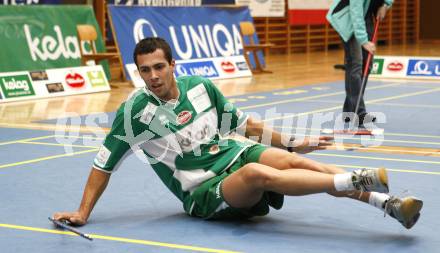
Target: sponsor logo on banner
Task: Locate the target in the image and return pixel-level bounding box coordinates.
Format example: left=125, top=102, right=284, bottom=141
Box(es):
left=387, top=61, right=404, bottom=72
left=407, top=60, right=440, bottom=77
left=177, top=110, right=192, bottom=125
left=65, top=72, right=85, bottom=88
left=235, top=61, right=249, bottom=71
left=87, top=71, right=106, bottom=87
left=46, top=82, right=64, bottom=93
left=131, top=18, right=243, bottom=60
left=0, top=74, right=35, bottom=98
left=220, top=61, right=235, bottom=73
left=175, top=61, right=219, bottom=78
left=133, top=19, right=158, bottom=43
left=24, top=24, right=81, bottom=61
left=371, top=58, right=384, bottom=75
left=29, top=70, right=48, bottom=81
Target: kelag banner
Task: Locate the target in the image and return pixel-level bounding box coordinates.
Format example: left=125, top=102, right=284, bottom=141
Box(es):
left=0, top=65, right=110, bottom=103
left=0, top=5, right=108, bottom=76
left=109, top=6, right=255, bottom=80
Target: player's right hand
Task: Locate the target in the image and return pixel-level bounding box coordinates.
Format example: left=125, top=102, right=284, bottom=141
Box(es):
left=53, top=211, right=87, bottom=226
left=362, top=41, right=376, bottom=55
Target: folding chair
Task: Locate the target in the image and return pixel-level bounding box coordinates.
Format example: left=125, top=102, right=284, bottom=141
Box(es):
left=239, top=21, right=274, bottom=74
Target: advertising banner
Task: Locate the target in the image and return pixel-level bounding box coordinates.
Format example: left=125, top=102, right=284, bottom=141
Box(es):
left=127, top=55, right=252, bottom=87
left=0, top=65, right=110, bottom=103
left=370, top=56, right=440, bottom=80
left=108, top=0, right=236, bottom=6
left=288, top=0, right=331, bottom=25
left=236, top=0, right=285, bottom=17
left=1, top=0, right=62, bottom=4
left=108, top=6, right=254, bottom=80
left=0, top=5, right=108, bottom=76
left=107, top=0, right=202, bottom=6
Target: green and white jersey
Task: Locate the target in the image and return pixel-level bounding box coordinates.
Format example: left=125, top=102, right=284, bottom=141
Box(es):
left=93, top=76, right=250, bottom=213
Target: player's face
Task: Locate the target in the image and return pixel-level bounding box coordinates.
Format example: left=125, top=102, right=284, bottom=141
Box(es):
left=137, top=49, right=177, bottom=100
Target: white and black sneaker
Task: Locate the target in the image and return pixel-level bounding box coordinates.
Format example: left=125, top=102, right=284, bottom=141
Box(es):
left=384, top=196, right=423, bottom=229
left=351, top=168, right=389, bottom=193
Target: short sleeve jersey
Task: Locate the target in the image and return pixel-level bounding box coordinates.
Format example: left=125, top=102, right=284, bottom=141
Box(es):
left=93, top=76, right=250, bottom=213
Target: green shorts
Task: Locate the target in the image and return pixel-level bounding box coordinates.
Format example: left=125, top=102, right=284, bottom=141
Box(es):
left=189, top=144, right=284, bottom=220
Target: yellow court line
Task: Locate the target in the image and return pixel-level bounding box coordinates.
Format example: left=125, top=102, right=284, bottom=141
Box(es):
left=0, top=135, right=55, bottom=146
left=0, top=223, right=240, bottom=253
left=0, top=122, right=111, bottom=135
left=19, top=141, right=99, bottom=149
left=0, top=135, right=105, bottom=147
left=309, top=152, right=440, bottom=165
left=240, top=83, right=400, bottom=110
left=335, top=164, right=440, bottom=175
left=0, top=148, right=99, bottom=169
left=264, top=86, right=440, bottom=122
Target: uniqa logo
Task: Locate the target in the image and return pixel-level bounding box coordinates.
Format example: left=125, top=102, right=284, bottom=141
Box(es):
left=175, top=64, right=188, bottom=76
left=410, top=61, right=432, bottom=75
left=24, top=24, right=81, bottom=61
left=133, top=19, right=244, bottom=60
left=133, top=19, right=158, bottom=43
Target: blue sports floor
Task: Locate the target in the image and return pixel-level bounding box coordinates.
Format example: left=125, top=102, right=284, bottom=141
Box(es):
left=1, top=79, right=439, bottom=253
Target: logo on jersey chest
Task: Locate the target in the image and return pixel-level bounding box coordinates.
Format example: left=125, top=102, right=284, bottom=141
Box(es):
left=208, top=144, right=220, bottom=155
left=176, top=110, right=192, bottom=125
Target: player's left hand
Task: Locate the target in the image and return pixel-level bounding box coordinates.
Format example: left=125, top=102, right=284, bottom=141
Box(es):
left=290, top=136, right=333, bottom=154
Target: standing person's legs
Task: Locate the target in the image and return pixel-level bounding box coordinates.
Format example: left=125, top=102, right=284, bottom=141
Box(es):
left=343, top=36, right=366, bottom=118
left=359, top=16, right=375, bottom=121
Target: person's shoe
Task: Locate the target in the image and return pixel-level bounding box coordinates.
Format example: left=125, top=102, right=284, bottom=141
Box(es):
left=384, top=196, right=423, bottom=229
left=351, top=168, right=389, bottom=193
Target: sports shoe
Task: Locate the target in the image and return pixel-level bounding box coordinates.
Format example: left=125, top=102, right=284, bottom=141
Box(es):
left=384, top=196, right=423, bottom=229
left=351, top=168, right=389, bottom=193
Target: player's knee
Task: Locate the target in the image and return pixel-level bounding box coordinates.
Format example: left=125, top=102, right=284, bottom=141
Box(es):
left=240, top=163, right=277, bottom=189
left=281, top=153, right=305, bottom=169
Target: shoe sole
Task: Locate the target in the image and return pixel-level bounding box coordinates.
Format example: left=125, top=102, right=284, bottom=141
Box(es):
left=401, top=198, right=423, bottom=229
left=377, top=167, right=389, bottom=193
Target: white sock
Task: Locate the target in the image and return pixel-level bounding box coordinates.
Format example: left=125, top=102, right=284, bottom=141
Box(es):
left=368, top=192, right=390, bottom=210
left=333, top=173, right=355, bottom=191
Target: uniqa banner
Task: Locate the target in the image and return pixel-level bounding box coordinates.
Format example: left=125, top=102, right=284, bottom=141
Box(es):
left=108, top=6, right=257, bottom=80
left=0, top=5, right=109, bottom=77
left=370, top=56, right=440, bottom=80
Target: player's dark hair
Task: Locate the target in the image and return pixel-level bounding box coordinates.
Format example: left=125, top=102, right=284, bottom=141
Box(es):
left=133, top=37, right=173, bottom=66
